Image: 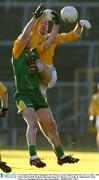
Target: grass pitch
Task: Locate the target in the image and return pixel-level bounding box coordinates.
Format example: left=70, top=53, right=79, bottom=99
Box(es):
left=0, top=148, right=99, bottom=173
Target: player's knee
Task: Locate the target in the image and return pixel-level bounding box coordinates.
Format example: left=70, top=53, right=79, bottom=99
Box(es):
left=23, top=108, right=38, bottom=128
left=28, top=120, right=38, bottom=129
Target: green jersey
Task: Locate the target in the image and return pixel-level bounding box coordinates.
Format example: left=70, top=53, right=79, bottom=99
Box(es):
left=12, top=48, right=48, bottom=112
left=12, top=50, right=40, bottom=93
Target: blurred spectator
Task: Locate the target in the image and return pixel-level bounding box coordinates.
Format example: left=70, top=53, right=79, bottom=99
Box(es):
left=0, top=81, right=8, bottom=117
left=0, top=81, right=11, bottom=172
left=88, top=83, right=99, bottom=150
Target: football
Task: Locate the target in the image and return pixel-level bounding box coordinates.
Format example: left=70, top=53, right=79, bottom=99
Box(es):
left=61, top=6, right=78, bottom=23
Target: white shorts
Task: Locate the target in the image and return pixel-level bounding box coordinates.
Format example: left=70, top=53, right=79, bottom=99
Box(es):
left=95, top=115, right=99, bottom=128
left=40, top=66, right=57, bottom=96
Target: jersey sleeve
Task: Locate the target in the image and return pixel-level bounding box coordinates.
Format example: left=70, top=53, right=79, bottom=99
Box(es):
left=12, top=37, right=26, bottom=60
left=55, top=31, right=80, bottom=45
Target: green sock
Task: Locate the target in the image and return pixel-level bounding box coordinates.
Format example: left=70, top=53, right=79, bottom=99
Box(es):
left=29, top=145, right=37, bottom=157
left=54, top=145, right=64, bottom=159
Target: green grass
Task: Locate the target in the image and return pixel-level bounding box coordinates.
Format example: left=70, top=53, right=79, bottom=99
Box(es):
left=0, top=149, right=99, bottom=173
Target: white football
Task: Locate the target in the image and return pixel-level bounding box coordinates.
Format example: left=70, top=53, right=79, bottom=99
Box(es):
left=44, top=9, right=53, bottom=21
left=61, top=6, right=78, bottom=23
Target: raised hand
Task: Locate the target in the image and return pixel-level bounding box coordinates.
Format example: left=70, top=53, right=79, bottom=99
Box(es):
left=33, top=3, right=45, bottom=19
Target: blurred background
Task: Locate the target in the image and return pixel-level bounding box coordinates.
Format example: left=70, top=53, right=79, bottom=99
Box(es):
left=0, top=0, right=99, bottom=149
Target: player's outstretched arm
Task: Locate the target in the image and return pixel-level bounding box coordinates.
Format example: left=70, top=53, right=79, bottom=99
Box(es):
left=13, top=4, right=45, bottom=59
left=73, top=19, right=91, bottom=36
left=20, top=4, right=44, bottom=44
left=43, top=10, right=60, bottom=50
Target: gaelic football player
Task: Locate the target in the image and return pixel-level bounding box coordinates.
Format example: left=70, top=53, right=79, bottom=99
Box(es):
left=12, top=4, right=79, bottom=168
left=0, top=82, right=11, bottom=172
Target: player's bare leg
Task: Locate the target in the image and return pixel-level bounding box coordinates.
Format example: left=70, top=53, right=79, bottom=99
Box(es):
left=22, top=108, right=46, bottom=168
left=37, top=107, right=79, bottom=165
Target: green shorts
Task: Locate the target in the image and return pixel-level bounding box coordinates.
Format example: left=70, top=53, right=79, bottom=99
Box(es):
left=14, top=89, right=49, bottom=113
